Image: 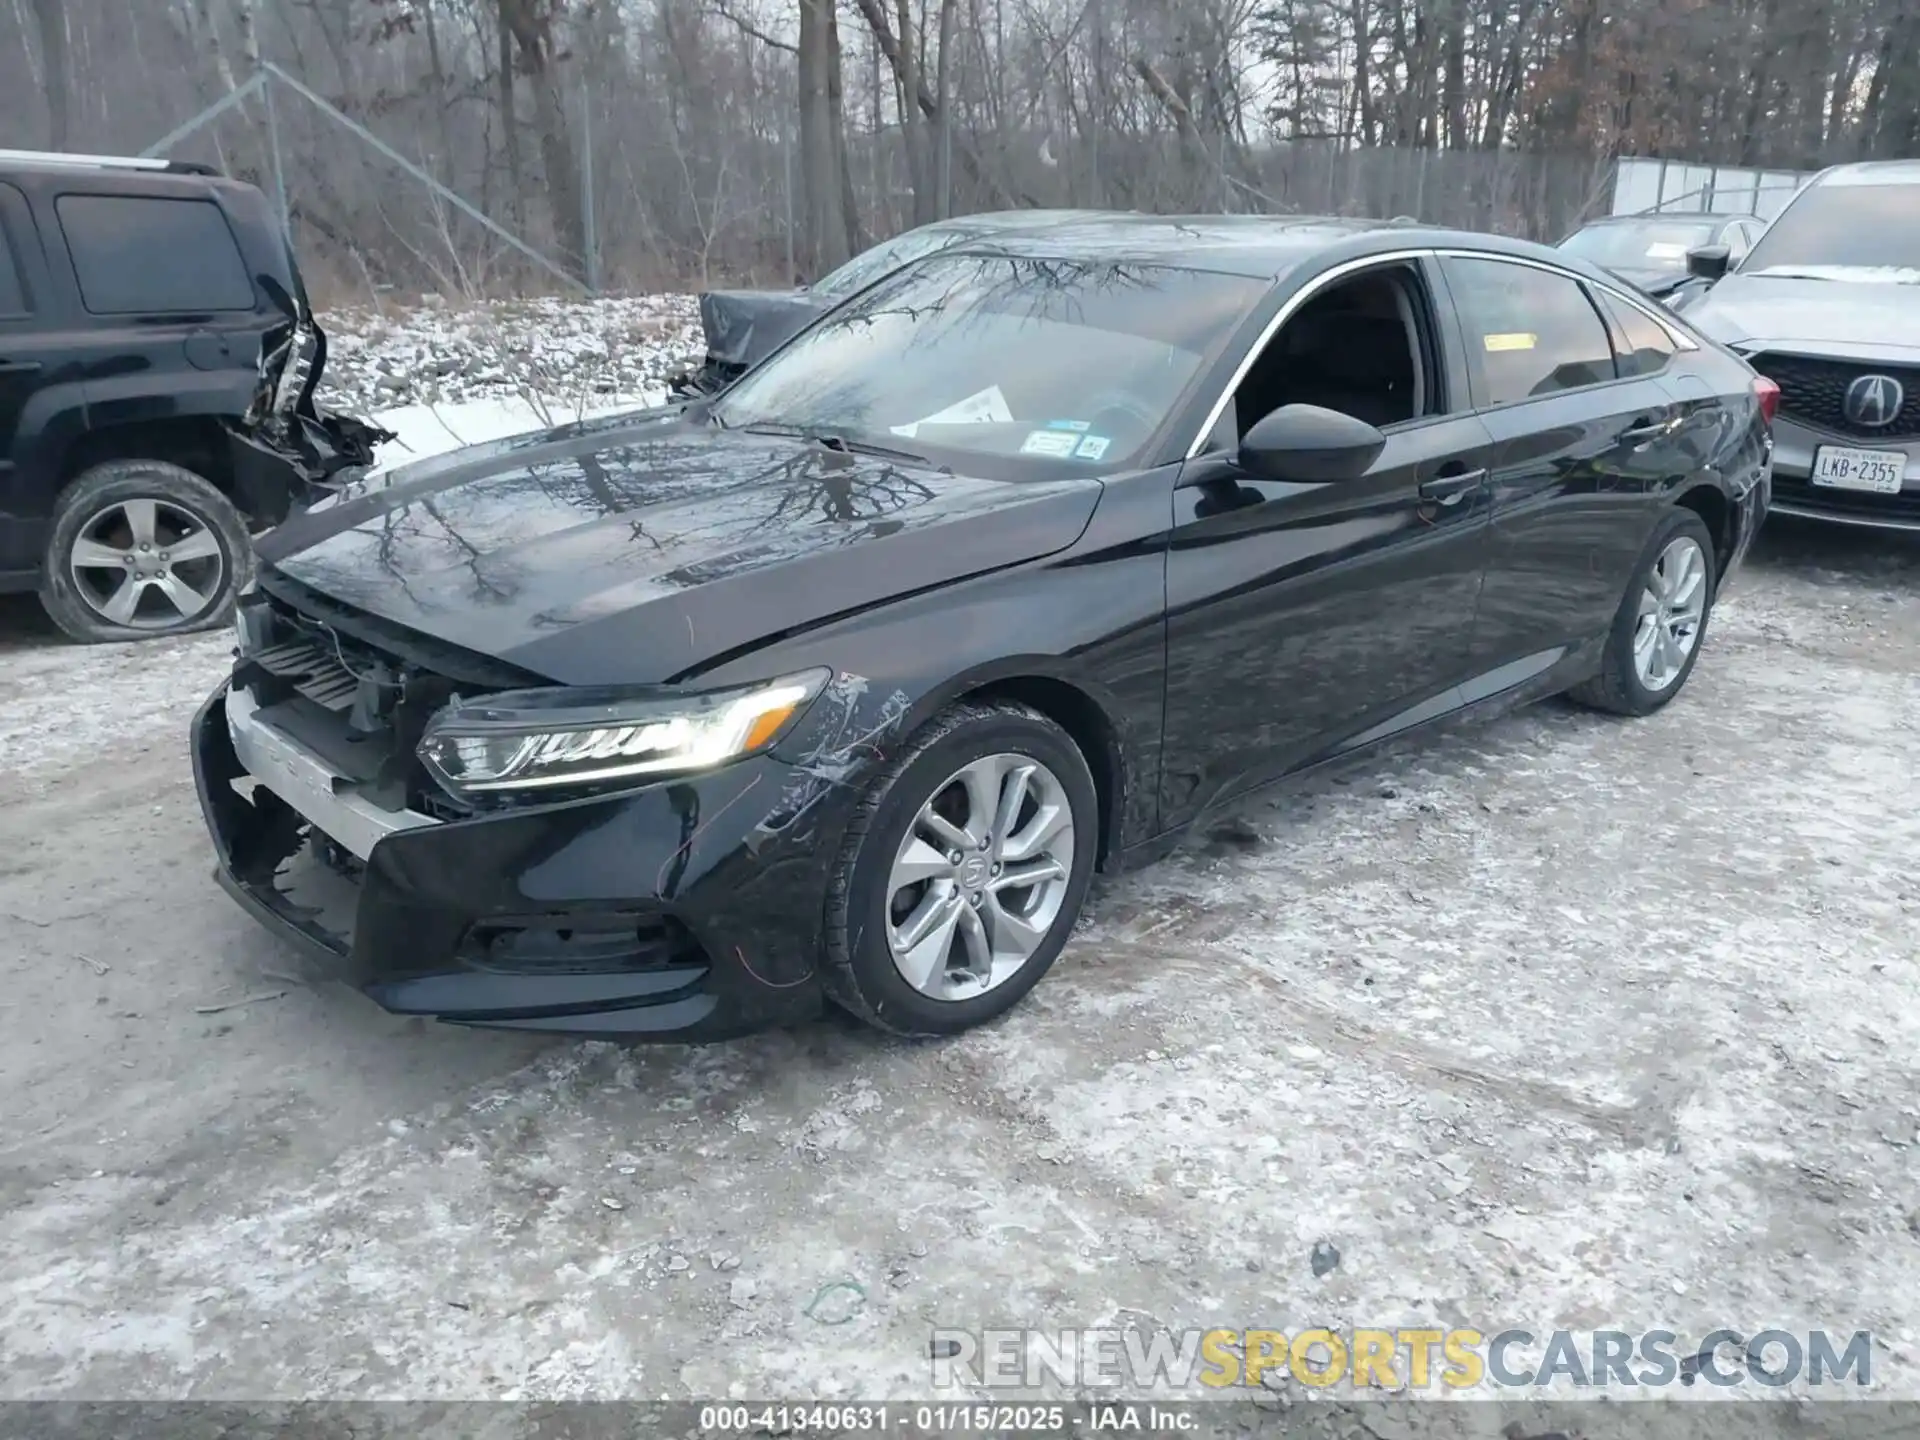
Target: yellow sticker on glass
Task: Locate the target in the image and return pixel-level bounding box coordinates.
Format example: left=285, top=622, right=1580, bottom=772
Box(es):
left=1483, top=332, right=1538, bottom=352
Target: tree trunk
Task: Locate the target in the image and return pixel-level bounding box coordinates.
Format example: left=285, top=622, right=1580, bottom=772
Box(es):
left=798, top=0, right=853, bottom=276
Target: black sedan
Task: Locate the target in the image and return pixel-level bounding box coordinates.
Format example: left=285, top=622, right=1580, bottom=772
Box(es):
left=192, top=216, right=1773, bottom=1041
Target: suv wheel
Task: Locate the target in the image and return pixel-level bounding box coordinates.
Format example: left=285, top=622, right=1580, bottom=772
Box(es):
left=38, top=460, right=254, bottom=644
left=823, top=699, right=1098, bottom=1036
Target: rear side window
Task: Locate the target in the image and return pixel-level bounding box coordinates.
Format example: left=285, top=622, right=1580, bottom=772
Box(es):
left=56, top=194, right=255, bottom=314
left=1444, top=256, right=1616, bottom=406
left=1596, top=291, right=1677, bottom=379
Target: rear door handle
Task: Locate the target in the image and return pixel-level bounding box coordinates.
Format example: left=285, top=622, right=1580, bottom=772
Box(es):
left=0, top=359, right=42, bottom=375
left=1619, top=416, right=1675, bottom=443
left=1418, top=468, right=1486, bottom=505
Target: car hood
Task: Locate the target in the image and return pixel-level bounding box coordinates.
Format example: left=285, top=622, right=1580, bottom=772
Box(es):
left=697, top=288, right=827, bottom=368
left=1681, top=273, right=1920, bottom=362
left=255, top=409, right=1102, bottom=686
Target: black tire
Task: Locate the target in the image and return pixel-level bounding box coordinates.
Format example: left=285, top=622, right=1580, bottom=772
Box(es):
left=37, top=460, right=254, bottom=644
left=1567, top=507, right=1717, bottom=717
left=822, top=699, right=1099, bottom=1036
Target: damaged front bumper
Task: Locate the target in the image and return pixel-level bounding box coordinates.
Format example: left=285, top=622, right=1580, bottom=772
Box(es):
left=190, top=680, right=843, bottom=1040
left=227, top=300, right=395, bottom=527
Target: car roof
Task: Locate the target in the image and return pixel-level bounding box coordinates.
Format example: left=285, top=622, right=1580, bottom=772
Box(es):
left=937, top=212, right=1572, bottom=280
left=1578, top=212, right=1749, bottom=226
left=1811, top=159, right=1920, bottom=187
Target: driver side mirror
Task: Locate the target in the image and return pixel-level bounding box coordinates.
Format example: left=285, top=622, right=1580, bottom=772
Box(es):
left=1685, top=244, right=1731, bottom=282
left=1239, top=404, right=1387, bottom=484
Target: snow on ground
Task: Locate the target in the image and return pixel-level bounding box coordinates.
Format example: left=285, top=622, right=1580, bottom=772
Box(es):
left=317, top=293, right=704, bottom=415
left=2, top=297, right=1918, bottom=1422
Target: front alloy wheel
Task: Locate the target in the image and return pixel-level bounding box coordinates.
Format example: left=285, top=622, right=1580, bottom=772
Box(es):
left=885, top=753, right=1076, bottom=1001
left=824, top=700, right=1098, bottom=1035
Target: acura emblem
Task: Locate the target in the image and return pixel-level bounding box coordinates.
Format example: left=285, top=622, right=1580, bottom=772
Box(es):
left=1843, top=373, right=1905, bottom=428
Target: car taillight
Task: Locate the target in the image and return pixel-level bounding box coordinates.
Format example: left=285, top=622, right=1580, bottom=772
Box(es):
left=1752, top=375, right=1780, bottom=426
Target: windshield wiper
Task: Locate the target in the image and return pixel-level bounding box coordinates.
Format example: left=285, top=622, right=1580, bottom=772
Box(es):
left=740, top=421, right=946, bottom=470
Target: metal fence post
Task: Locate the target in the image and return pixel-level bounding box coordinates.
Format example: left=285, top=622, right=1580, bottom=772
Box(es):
left=262, top=72, right=290, bottom=240
left=580, top=78, right=598, bottom=294
left=783, top=125, right=795, bottom=282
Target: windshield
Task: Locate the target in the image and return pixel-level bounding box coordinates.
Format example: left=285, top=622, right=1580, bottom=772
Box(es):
left=1559, top=220, right=1718, bottom=271
left=1741, top=179, right=1920, bottom=279
left=810, top=225, right=976, bottom=300
left=713, top=253, right=1264, bottom=474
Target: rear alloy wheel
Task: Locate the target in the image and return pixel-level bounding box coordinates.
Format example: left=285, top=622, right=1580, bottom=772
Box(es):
left=1568, top=507, right=1717, bottom=717
left=825, top=701, right=1097, bottom=1035
left=39, top=460, right=253, bottom=644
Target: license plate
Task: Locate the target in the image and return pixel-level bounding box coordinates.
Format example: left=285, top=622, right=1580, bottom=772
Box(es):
left=1810, top=445, right=1908, bottom=494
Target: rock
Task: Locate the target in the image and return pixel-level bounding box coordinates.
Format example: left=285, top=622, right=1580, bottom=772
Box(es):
left=1145, top=1049, right=1163, bottom=1061
left=1245, top=1259, right=1261, bottom=1273
left=1310, top=1240, right=1341, bottom=1277
left=710, top=1252, right=741, bottom=1271
left=729, top=1277, right=758, bottom=1309
left=667, top=1254, right=690, bottom=1273
left=1906, top=1209, right=1920, bottom=1240
left=599, top=1196, right=625, bottom=1211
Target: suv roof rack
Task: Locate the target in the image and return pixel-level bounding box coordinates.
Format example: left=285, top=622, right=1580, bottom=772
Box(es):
left=0, top=148, right=220, bottom=177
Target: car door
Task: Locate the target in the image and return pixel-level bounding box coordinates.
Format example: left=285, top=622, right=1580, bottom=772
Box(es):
left=0, top=179, right=84, bottom=584
left=1158, top=256, right=1496, bottom=827
left=1436, top=253, right=1694, bottom=690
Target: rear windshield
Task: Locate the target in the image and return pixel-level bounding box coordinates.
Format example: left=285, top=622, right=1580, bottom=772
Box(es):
left=1558, top=220, right=1719, bottom=271
left=56, top=193, right=256, bottom=314
left=1741, top=179, right=1920, bottom=279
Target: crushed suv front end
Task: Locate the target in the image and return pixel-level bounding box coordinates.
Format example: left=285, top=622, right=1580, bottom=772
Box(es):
left=191, top=581, right=849, bottom=1039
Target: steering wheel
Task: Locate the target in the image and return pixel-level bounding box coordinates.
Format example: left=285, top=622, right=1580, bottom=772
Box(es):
left=1087, top=394, right=1159, bottom=450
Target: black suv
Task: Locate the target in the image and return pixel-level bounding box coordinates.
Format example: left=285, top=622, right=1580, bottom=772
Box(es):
left=0, top=149, right=386, bottom=642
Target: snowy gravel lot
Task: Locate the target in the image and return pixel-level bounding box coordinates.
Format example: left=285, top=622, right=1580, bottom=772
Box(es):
left=1, top=300, right=1918, bottom=1427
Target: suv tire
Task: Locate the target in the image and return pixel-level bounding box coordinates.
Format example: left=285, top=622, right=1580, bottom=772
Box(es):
left=38, top=460, right=254, bottom=644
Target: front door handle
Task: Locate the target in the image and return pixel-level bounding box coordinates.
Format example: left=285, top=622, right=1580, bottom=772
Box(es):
left=0, top=359, right=42, bottom=375
left=1418, top=468, right=1486, bottom=505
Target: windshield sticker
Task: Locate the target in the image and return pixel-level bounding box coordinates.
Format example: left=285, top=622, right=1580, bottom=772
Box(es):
left=1645, top=242, right=1690, bottom=260
left=1073, top=435, right=1111, bottom=461
left=1483, top=332, right=1538, bottom=352
left=890, top=385, right=1013, bottom=438
left=1020, top=429, right=1082, bottom=458
left=1046, top=419, right=1092, bottom=432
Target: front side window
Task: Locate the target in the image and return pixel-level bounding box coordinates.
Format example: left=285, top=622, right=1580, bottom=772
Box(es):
left=56, top=194, right=255, bottom=314
left=1444, top=257, right=1616, bottom=407
left=1741, top=177, right=1920, bottom=279
left=715, top=253, right=1265, bottom=474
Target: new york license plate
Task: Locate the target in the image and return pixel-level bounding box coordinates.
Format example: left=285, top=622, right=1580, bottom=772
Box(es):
left=1810, top=445, right=1907, bottom=494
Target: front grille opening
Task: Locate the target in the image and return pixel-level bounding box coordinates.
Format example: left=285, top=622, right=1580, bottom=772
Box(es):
left=1749, top=352, right=1920, bottom=441
left=458, top=913, right=706, bottom=976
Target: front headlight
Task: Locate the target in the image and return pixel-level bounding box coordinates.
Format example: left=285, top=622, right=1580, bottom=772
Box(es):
left=418, top=668, right=829, bottom=796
